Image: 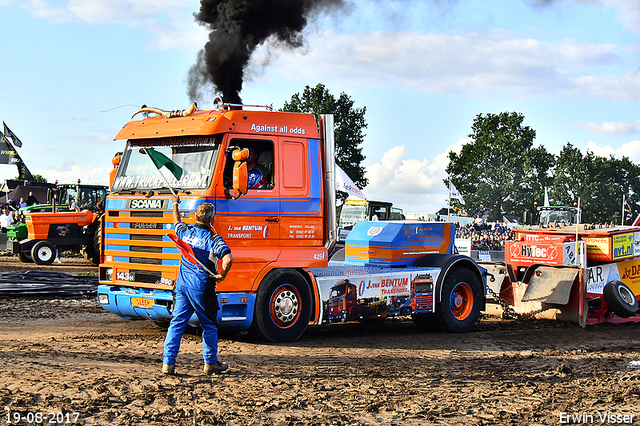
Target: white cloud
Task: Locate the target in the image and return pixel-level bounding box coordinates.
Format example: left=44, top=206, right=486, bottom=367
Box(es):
left=363, top=139, right=467, bottom=215
left=572, top=70, right=640, bottom=100
left=34, top=162, right=111, bottom=186
left=566, top=0, right=640, bottom=33
left=24, top=0, right=72, bottom=23
left=66, top=0, right=183, bottom=23
left=585, top=120, right=640, bottom=136
left=24, top=0, right=184, bottom=23
left=268, top=29, right=635, bottom=100
left=585, top=140, right=640, bottom=163
left=22, top=0, right=202, bottom=50
left=145, top=21, right=208, bottom=51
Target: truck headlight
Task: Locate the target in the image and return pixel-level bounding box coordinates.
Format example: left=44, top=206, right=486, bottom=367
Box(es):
left=98, top=294, right=109, bottom=304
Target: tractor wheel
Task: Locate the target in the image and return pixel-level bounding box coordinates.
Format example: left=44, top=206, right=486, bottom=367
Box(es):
left=250, top=269, right=312, bottom=342
left=82, top=222, right=101, bottom=265
left=434, top=266, right=483, bottom=333
left=18, top=251, right=33, bottom=263
left=31, top=241, right=56, bottom=265
left=603, top=280, right=638, bottom=318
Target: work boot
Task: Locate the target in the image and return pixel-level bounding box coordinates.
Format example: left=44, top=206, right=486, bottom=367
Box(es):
left=162, top=364, right=175, bottom=375
left=204, top=361, right=228, bottom=375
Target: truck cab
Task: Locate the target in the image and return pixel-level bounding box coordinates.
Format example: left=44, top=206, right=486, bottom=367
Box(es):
left=538, top=206, right=580, bottom=227
left=337, top=199, right=404, bottom=242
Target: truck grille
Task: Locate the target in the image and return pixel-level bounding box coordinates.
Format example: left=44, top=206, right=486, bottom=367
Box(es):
left=130, top=257, right=162, bottom=265
left=130, top=234, right=163, bottom=241
left=412, top=294, right=433, bottom=310
left=103, top=209, right=176, bottom=288
left=131, top=211, right=164, bottom=218
left=130, top=245, right=162, bottom=253
left=131, top=270, right=163, bottom=283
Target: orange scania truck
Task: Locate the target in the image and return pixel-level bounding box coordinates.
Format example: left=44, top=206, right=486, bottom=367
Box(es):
left=97, top=101, right=487, bottom=342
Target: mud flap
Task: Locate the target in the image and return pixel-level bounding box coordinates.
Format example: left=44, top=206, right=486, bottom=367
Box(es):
left=521, top=267, right=579, bottom=305
left=481, top=262, right=507, bottom=295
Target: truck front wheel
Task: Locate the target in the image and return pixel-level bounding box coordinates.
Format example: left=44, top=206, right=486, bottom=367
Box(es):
left=31, top=241, right=56, bottom=265
left=251, top=270, right=312, bottom=342
left=434, top=266, right=483, bottom=333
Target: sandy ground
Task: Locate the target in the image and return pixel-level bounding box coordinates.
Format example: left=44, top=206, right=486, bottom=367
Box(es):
left=1, top=258, right=640, bottom=425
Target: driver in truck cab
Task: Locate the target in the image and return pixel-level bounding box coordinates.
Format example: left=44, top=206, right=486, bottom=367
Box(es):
left=246, top=147, right=269, bottom=189
left=162, top=196, right=233, bottom=376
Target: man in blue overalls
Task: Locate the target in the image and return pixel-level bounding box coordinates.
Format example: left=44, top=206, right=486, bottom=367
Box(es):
left=163, top=196, right=233, bottom=375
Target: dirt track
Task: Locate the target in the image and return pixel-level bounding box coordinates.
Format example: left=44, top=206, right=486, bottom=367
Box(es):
left=1, top=257, right=640, bottom=425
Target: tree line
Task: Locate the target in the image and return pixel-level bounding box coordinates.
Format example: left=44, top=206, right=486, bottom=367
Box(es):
left=446, top=112, right=640, bottom=224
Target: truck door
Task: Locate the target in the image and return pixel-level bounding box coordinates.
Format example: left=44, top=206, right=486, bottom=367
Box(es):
left=216, top=135, right=280, bottom=237
left=278, top=136, right=324, bottom=247
left=214, top=136, right=281, bottom=290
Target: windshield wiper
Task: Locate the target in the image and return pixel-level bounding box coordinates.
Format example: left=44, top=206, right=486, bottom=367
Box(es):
left=112, top=187, right=137, bottom=194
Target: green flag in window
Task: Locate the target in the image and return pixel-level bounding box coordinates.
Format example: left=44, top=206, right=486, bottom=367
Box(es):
left=145, top=148, right=183, bottom=180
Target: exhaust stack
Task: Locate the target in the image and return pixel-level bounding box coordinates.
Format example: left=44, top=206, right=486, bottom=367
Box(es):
left=320, top=114, right=336, bottom=254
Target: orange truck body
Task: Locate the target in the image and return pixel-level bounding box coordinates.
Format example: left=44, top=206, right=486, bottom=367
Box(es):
left=97, top=104, right=487, bottom=341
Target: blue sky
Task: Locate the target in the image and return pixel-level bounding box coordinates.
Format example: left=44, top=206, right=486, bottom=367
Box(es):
left=0, top=0, right=638, bottom=215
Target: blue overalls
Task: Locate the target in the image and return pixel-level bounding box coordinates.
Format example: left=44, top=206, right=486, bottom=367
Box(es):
left=163, top=222, right=231, bottom=365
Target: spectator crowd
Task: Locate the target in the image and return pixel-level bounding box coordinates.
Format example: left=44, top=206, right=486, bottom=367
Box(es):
left=455, top=216, right=516, bottom=251
left=0, top=192, right=40, bottom=232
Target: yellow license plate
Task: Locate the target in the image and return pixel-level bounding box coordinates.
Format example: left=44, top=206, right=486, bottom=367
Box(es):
left=131, top=297, right=154, bottom=309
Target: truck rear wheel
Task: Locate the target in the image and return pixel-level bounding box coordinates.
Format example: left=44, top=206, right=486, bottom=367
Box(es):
left=251, top=270, right=312, bottom=342
left=31, top=241, right=56, bottom=265
left=603, top=280, right=638, bottom=318
left=434, top=266, right=483, bottom=333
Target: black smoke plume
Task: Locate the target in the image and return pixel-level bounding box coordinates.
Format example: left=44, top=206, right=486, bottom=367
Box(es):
left=187, top=0, right=345, bottom=104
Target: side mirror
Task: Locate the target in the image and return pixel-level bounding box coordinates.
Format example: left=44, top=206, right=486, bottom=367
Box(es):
left=109, top=152, right=122, bottom=188
left=228, top=148, right=249, bottom=199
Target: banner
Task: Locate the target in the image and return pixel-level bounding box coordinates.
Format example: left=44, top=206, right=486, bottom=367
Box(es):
left=0, top=134, right=32, bottom=181
left=450, top=182, right=465, bottom=204
left=544, top=187, right=550, bottom=207
left=3, top=122, right=23, bottom=148
left=144, top=148, right=183, bottom=180
left=335, top=164, right=366, bottom=199
left=624, top=198, right=633, bottom=225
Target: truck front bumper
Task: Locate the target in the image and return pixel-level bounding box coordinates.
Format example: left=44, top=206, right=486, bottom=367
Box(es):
left=97, top=285, right=255, bottom=330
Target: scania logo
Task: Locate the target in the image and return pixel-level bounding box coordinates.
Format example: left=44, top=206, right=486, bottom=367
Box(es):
left=128, top=199, right=165, bottom=209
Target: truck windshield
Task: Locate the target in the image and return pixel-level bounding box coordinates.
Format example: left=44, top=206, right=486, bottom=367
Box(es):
left=59, top=187, right=78, bottom=208
left=339, top=204, right=368, bottom=228
left=112, top=138, right=220, bottom=192
left=389, top=207, right=404, bottom=221
left=539, top=209, right=576, bottom=226
left=330, top=284, right=347, bottom=298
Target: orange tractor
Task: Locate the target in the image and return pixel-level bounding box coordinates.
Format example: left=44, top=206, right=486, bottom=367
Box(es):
left=11, top=184, right=107, bottom=265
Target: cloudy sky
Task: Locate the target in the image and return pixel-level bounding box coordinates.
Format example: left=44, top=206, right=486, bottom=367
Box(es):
left=0, top=0, right=638, bottom=215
